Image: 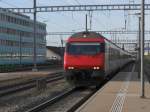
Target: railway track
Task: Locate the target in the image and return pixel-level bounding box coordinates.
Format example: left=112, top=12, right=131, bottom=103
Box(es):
left=25, top=87, right=97, bottom=112
left=25, top=81, right=106, bottom=112
left=24, top=63, right=134, bottom=112
left=26, top=88, right=76, bottom=112
left=0, top=72, right=64, bottom=97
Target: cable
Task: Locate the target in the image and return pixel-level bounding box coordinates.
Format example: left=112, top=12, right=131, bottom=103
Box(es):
left=37, top=15, right=70, bottom=30
left=0, top=0, right=72, bottom=30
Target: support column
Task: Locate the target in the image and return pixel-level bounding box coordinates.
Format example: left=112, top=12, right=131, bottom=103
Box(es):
left=32, top=0, right=38, bottom=71
left=138, top=16, right=141, bottom=79
left=140, top=0, right=145, bottom=98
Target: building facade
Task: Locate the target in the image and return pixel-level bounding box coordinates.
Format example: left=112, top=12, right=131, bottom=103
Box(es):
left=0, top=9, right=46, bottom=65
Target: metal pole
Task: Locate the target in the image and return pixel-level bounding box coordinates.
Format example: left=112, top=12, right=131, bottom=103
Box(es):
left=19, top=33, right=22, bottom=67
left=85, top=14, right=88, bottom=32
left=148, top=43, right=150, bottom=55
left=140, top=0, right=145, bottom=98
left=89, top=11, right=92, bottom=30
left=60, top=35, right=64, bottom=65
left=32, top=0, right=37, bottom=71
left=115, top=34, right=116, bottom=44
left=138, top=16, right=141, bottom=79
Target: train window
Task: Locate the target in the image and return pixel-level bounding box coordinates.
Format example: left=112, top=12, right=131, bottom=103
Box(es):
left=66, top=42, right=104, bottom=55
left=101, top=43, right=105, bottom=52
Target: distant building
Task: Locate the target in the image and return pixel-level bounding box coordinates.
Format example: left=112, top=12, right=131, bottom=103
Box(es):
left=46, top=46, right=64, bottom=61
left=0, top=9, right=46, bottom=65
left=144, top=47, right=150, bottom=55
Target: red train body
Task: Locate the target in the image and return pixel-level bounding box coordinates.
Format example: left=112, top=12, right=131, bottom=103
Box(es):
left=64, top=31, right=133, bottom=87
left=64, top=37, right=105, bottom=70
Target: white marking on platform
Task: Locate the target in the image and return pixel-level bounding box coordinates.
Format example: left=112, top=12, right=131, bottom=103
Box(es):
left=109, top=64, right=135, bottom=112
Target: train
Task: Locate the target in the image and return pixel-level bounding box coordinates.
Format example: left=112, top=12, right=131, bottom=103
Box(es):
left=63, top=31, right=134, bottom=87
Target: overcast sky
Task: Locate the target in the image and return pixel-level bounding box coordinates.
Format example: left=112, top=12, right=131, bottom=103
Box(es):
left=0, top=0, right=150, bottom=46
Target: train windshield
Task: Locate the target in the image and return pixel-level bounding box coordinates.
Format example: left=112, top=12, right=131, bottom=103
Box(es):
left=67, top=42, right=102, bottom=55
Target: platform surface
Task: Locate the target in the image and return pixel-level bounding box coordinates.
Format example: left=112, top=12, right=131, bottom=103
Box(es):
left=76, top=64, right=150, bottom=112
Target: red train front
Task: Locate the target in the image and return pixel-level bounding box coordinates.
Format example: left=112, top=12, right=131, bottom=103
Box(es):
left=64, top=31, right=105, bottom=87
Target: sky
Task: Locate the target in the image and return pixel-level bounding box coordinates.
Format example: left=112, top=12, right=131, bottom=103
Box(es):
left=0, top=0, right=150, bottom=47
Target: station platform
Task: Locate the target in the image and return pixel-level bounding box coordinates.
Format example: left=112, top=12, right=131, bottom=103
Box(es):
left=76, top=64, right=150, bottom=112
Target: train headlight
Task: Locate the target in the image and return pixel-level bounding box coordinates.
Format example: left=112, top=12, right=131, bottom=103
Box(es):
left=93, top=67, right=97, bottom=70
left=93, top=67, right=100, bottom=70
left=68, top=67, right=74, bottom=69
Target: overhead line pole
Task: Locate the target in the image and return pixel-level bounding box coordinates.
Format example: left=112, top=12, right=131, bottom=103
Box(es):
left=85, top=14, right=88, bottom=32
left=140, top=0, right=145, bottom=98
left=138, top=16, right=141, bottom=79
left=32, top=0, right=37, bottom=71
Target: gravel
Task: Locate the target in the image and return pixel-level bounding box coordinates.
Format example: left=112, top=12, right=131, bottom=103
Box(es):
left=40, top=89, right=92, bottom=112
left=0, top=79, right=71, bottom=112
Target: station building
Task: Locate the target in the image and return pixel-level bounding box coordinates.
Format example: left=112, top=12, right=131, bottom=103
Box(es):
left=46, top=46, right=63, bottom=61
left=0, top=9, right=46, bottom=65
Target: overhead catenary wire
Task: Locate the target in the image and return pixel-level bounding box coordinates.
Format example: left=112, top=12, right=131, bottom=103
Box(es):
left=0, top=0, right=74, bottom=30
left=0, top=0, right=149, bottom=47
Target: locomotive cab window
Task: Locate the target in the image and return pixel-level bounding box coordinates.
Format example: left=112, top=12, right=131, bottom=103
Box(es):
left=66, top=42, right=104, bottom=55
